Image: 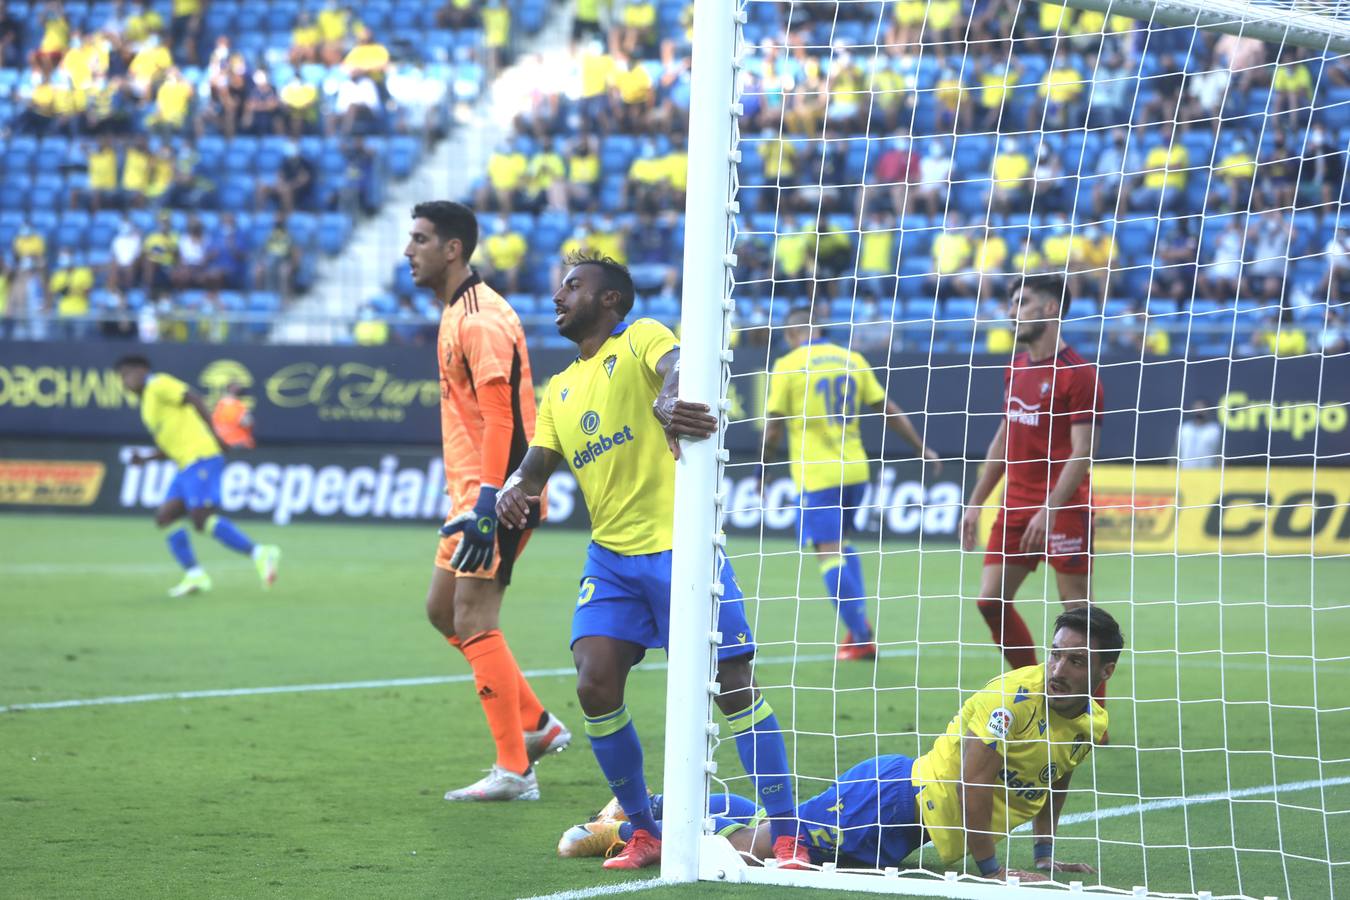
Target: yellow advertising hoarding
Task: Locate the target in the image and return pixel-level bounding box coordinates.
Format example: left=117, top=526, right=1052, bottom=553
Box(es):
left=979, top=465, right=1350, bottom=557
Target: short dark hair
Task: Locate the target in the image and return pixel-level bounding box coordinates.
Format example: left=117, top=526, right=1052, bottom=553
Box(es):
left=1053, top=606, right=1124, bottom=666
left=411, top=201, right=478, bottom=260
left=1016, top=272, right=1072, bottom=317
left=786, top=306, right=814, bottom=326
left=114, top=354, right=151, bottom=371
left=566, top=250, right=636, bottom=319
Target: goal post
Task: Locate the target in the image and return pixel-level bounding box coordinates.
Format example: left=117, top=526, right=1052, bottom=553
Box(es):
left=662, top=0, right=740, bottom=885
left=666, top=0, right=1347, bottom=896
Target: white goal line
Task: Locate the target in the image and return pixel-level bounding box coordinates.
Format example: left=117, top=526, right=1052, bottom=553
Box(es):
left=517, top=777, right=1350, bottom=900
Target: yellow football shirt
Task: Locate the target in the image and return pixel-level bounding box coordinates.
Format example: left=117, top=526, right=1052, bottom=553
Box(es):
left=911, top=664, right=1108, bottom=865
left=765, top=341, right=886, bottom=493
left=532, top=318, right=679, bottom=555
left=140, top=373, right=220, bottom=468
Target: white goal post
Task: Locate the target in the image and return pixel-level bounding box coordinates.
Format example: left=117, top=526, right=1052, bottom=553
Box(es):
left=665, top=0, right=1345, bottom=896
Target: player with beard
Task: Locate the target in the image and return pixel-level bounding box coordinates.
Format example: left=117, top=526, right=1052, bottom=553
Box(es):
left=496, top=253, right=809, bottom=870
left=960, top=274, right=1107, bottom=703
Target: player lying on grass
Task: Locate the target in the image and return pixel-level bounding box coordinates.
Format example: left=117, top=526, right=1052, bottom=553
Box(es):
left=116, top=355, right=280, bottom=598
left=497, top=253, right=808, bottom=870
left=560, top=605, right=1121, bottom=881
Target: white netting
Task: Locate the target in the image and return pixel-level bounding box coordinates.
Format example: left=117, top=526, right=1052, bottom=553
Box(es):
left=686, top=0, right=1350, bottom=896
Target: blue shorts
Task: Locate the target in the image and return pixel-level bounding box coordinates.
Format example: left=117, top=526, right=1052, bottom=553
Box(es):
left=165, top=456, right=224, bottom=510
left=571, top=542, right=756, bottom=664
left=798, top=481, right=868, bottom=547
left=798, top=754, right=926, bottom=870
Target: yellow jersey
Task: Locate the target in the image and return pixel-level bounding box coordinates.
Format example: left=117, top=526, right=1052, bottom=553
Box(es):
left=911, top=665, right=1108, bottom=865
left=765, top=341, right=887, bottom=492
left=532, top=318, right=679, bottom=555
left=140, top=373, right=220, bottom=467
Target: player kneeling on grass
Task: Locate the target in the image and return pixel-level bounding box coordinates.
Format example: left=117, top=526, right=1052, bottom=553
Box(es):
left=561, top=606, right=1121, bottom=882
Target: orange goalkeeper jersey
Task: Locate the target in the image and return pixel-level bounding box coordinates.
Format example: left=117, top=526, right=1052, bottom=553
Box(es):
left=437, top=272, right=542, bottom=507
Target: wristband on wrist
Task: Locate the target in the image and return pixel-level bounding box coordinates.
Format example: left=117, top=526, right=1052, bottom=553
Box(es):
left=975, top=854, right=1000, bottom=877
left=1034, top=842, right=1054, bottom=862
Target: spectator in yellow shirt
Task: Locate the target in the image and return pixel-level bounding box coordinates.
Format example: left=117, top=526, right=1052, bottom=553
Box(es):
left=125, top=1, right=165, bottom=45
left=290, top=10, right=321, bottom=65
left=33, top=1, right=69, bottom=74
left=1134, top=123, right=1188, bottom=211
left=353, top=304, right=389, bottom=345
left=477, top=145, right=529, bottom=213
left=974, top=54, right=1021, bottom=131
left=86, top=137, right=120, bottom=211
left=1273, top=53, right=1313, bottom=116
left=928, top=215, right=977, bottom=301
left=146, top=145, right=176, bottom=202
left=757, top=135, right=798, bottom=181
left=973, top=227, right=1009, bottom=298
left=1215, top=137, right=1256, bottom=211
left=141, top=211, right=179, bottom=295
left=611, top=57, right=654, bottom=130
left=858, top=212, right=897, bottom=277
left=528, top=147, right=568, bottom=212
left=129, top=35, right=173, bottom=96
left=342, top=25, right=389, bottom=79
left=121, top=137, right=153, bottom=202
left=481, top=0, right=511, bottom=77
left=617, top=0, right=657, bottom=57
left=317, top=2, right=353, bottom=66
left=1039, top=63, right=1084, bottom=128
left=49, top=247, right=95, bottom=319
left=773, top=219, right=816, bottom=282
left=280, top=76, right=320, bottom=138
left=150, top=66, right=193, bottom=130
left=567, top=136, right=600, bottom=212
left=1251, top=312, right=1309, bottom=358
left=476, top=228, right=527, bottom=294
left=990, top=137, right=1031, bottom=212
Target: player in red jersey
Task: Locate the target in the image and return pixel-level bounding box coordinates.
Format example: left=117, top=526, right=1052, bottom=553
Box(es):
left=961, top=274, right=1106, bottom=700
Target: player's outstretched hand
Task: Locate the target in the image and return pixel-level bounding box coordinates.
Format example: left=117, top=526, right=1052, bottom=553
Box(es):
left=653, top=397, right=718, bottom=460
left=440, top=486, right=498, bottom=573
left=1035, top=860, right=1096, bottom=874
left=1002, top=868, right=1051, bottom=883
left=960, top=506, right=983, bottom=551
left=495, top=483, right=538, bottom=531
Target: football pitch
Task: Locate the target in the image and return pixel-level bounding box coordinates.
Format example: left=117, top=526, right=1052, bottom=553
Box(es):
left=2, top=514, right=1346, bottom=900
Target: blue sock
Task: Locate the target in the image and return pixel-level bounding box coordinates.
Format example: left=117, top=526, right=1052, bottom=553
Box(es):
left=725, top=695, right=797, bottom=842
left=709, top=792, right=761, bottom=826
left=166, top=526, right=197, bottom=570
left=585, top=706, right=659, bottom=838
left=822, top=549, right=871, bottom=641
left=206, top=514, right=255, bottom=555
left=629, top=793, right=758, bottom=842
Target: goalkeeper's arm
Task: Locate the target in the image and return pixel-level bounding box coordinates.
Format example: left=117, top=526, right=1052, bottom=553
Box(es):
left=1031, top=770, right=1096, bottom=874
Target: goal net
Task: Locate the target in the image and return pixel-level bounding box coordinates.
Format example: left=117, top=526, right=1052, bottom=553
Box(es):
left=666, top=0, right=1350, bottom=897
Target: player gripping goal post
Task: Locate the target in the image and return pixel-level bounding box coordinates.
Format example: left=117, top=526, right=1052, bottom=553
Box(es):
left=660, top=0, right=1349, bottom=896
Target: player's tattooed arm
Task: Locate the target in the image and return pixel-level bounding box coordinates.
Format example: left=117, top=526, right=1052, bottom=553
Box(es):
left=496, top=447, right=563, bottom=530
left=651, top=348, right=718, bottom=460
left=877, top=398, right=942, bottom=476
left=961, top=420, right=1008, bottom=551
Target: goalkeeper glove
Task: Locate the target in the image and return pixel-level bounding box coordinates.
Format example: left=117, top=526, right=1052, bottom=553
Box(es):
left=439, top=486, right=498, bottom=573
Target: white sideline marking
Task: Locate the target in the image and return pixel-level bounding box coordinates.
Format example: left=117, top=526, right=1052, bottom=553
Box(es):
left=2, top=647, right=1342, bottom=714
left=517, top=879, right=669, bottom=900
left=521, top=778, right=1350, bottom=900
left=1052, top=774, right=1350, bottom=828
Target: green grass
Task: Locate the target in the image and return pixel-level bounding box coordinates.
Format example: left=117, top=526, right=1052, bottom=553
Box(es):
left=1, top=515, right=1346, bottom=899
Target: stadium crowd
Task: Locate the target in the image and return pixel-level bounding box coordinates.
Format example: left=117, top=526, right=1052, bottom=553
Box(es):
left=0, top=0, right=1347, bottom=359
left=0, top=0, right=551, bottom=340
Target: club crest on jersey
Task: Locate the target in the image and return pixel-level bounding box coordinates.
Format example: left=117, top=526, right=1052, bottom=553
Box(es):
left=603, top=354, right=617, bottom=377
left=1041, top=381, right=1050, bottom=394
left=987, top=706, right=1014, bottom=739
left=580, top=410, right=601, bottom=435
left=1039, top=763, right=1059, bottom=784
left=561, top=387, right=570, bottom=402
